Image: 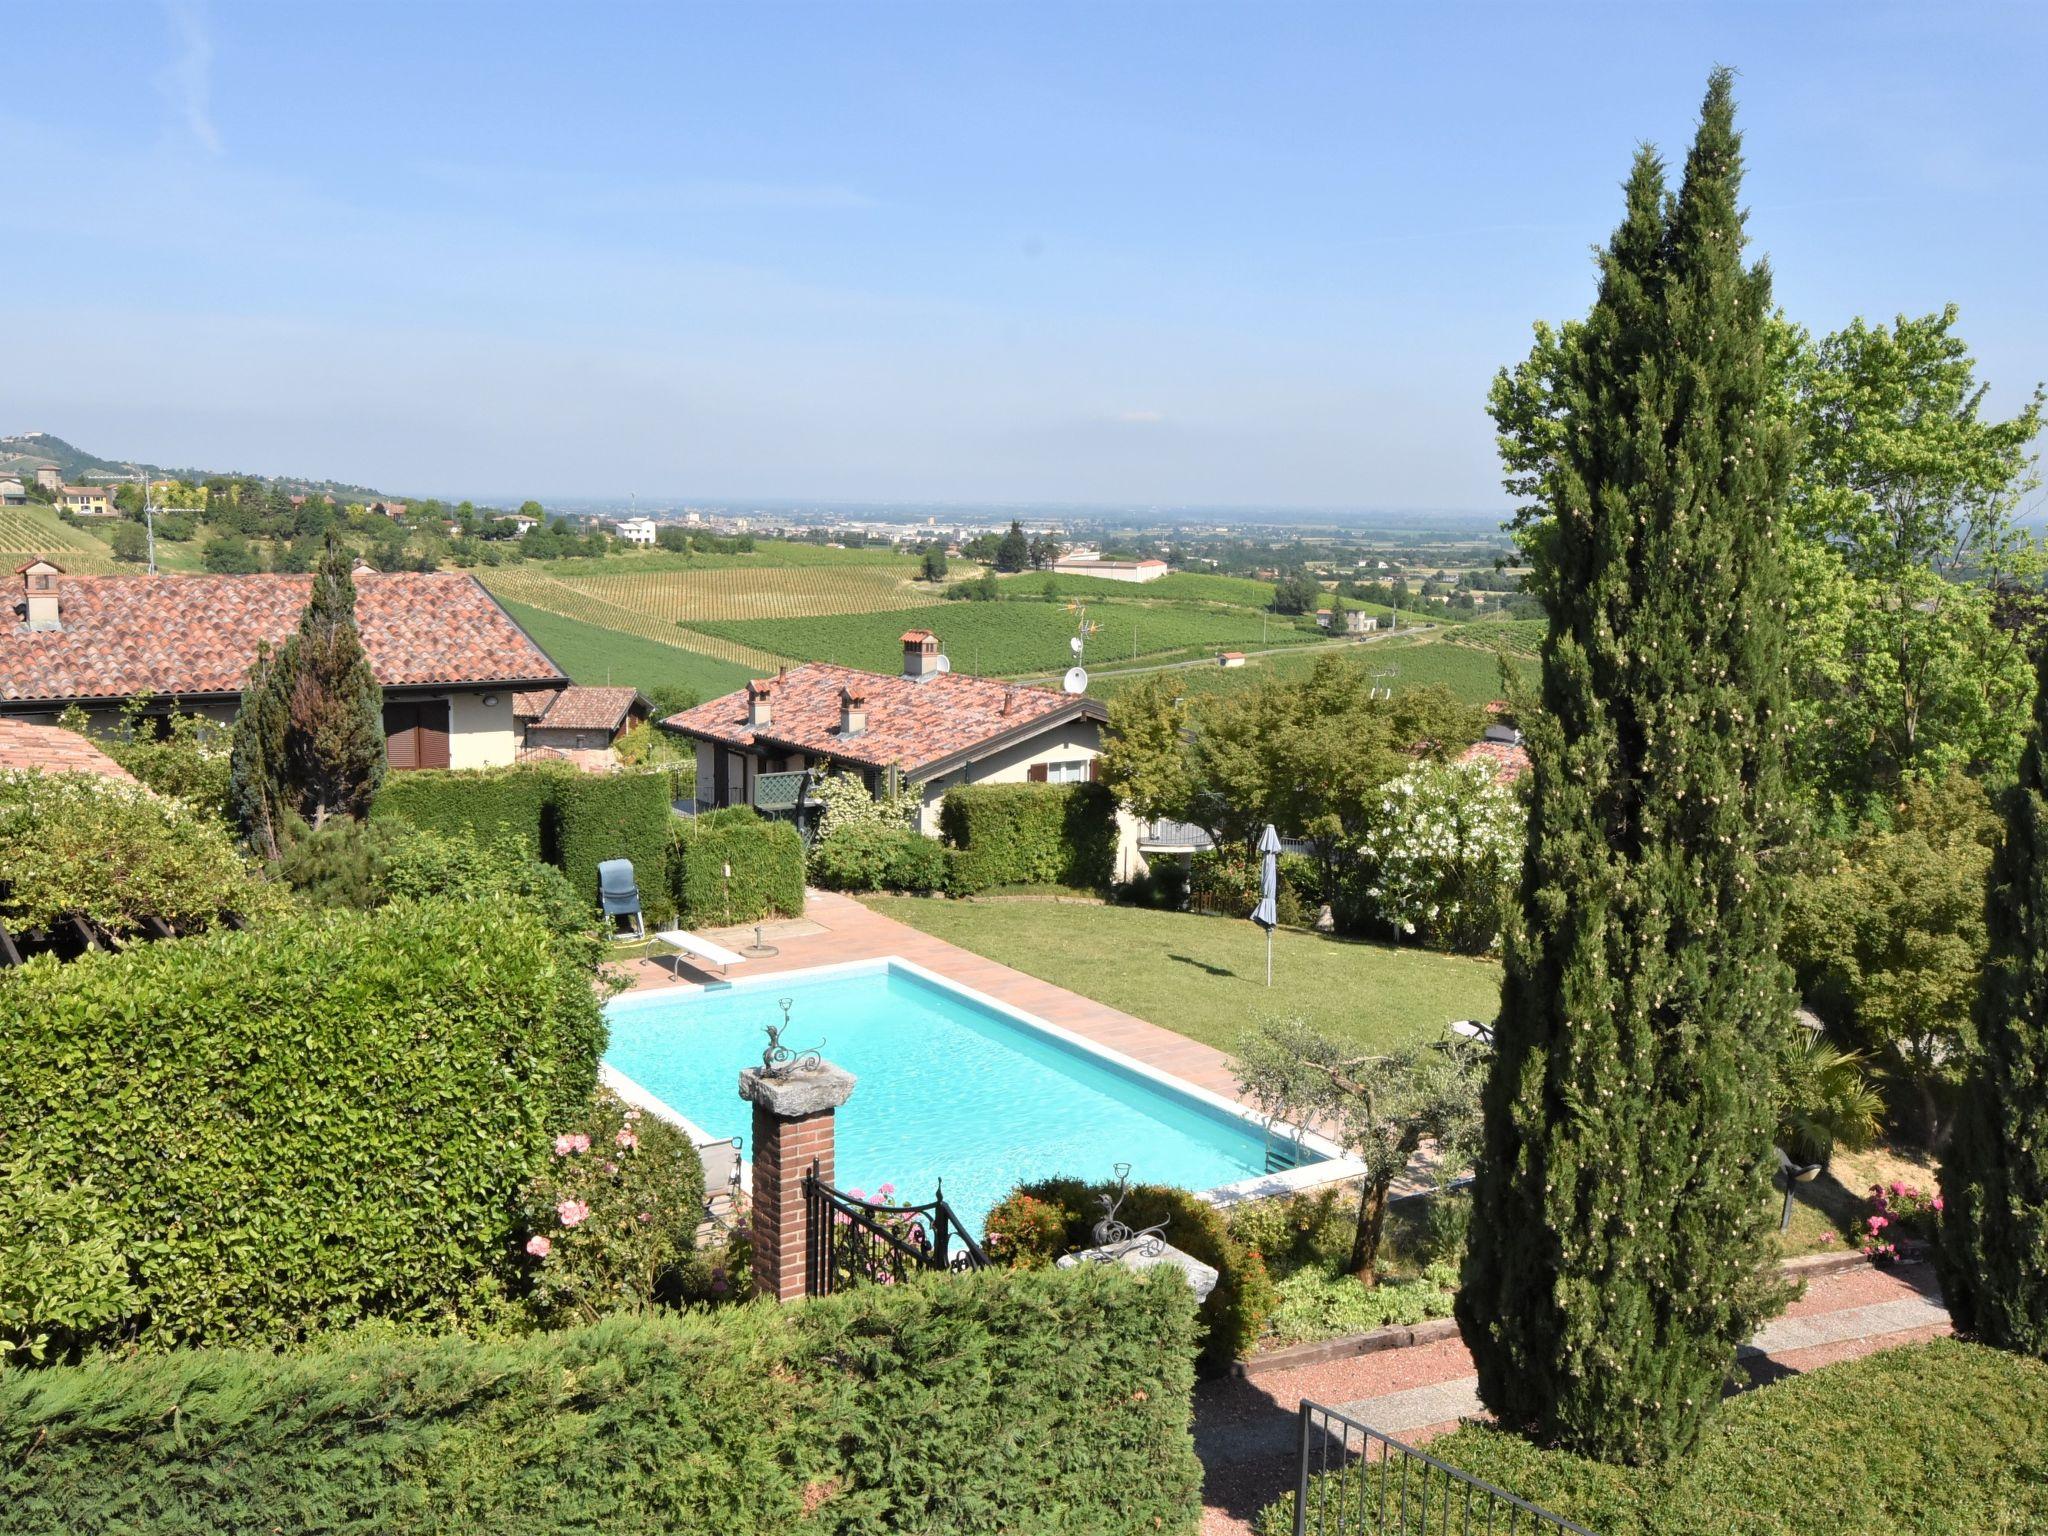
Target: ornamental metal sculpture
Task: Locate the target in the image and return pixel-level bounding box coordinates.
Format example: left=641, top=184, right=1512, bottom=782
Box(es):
left=1085, top=1162, right=1169, bottom=1258
left=759, top=997, right=824, bottom=1078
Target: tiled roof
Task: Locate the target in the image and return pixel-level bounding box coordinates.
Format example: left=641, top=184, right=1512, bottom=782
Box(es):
left=662, top=662, right=1103, bottom=775
left=1458, top=739, right=1532, bottom=786
left=513, top=689, right=559, bottom=719
left=1, top=570, right=566, bottom=704
left=0, top=719, right=136, bottom=780
left=532, top=686, right=645, bottom=733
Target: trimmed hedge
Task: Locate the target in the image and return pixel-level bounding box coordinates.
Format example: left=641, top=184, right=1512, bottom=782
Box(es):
left=2, top=1265, right=1202, bottom=1536
left=1256, top=1338, right=2048, bottom=1536
left=940, top=781, right=1118, bottom=894
left=811, top=823, right=951, bottom=893
left=0, top=903, right=604, bottom=1352
left=983, top=1176, right=1274, bottom=1373
left=373, top=767, right=676, bottom=923
left=670, top=807, right=807, bottom=927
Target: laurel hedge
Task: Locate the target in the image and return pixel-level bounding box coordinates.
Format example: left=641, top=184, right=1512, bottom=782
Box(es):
left=939, top=781, right=1118, bottom=894
left=0, top=903, right=604, bottom=1354
left=2, top=1265, right=1201, bottom=1536
left=669, top=807, right=806, bottom=927
left=373, top=767, right=676, bottom=923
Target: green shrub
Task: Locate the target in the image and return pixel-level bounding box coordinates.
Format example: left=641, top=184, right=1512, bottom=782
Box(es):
left=1190, top=847, right=1303, bottom=924
left=371, top=765, right=560, bottom=860
left=0, top=1161, right=133, bottom=1366
left=386, top=829, right=611, bottom=971
left=551, top=771, right=676, bottom=923
left=982, top=1176, right=1274, bottom=1372
left=59, top=699, right=234, bottom=824
left=1255, top=1338, right=2048, bottom=1536
left=276, top=813, right=398, bottom=909
left=1, top=1266, right=1201, bottom=1536
left=669, top=807, right=806, bottom=926
left=1225, top=1186, right=1354, bottom=1279
left=940, top=781, right=1117, bottom=894
left=514, top=1089, right=711, bottom=1327
left=0, top=903, right=604, bottom=1351
left=811, top=823, right=949, bottom=892
left=0, top=770, right=277, bottom=937
left=1265, top=1262, right=1458, bottom=1347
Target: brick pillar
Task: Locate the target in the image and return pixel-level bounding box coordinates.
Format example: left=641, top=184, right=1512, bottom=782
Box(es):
left=738, top=1060, right=857, bottom=1302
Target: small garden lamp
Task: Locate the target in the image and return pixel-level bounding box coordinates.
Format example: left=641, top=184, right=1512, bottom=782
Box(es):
left=1774, top=1144, right=1824, bottom=1231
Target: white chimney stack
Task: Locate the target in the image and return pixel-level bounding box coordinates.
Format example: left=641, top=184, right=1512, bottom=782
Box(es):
left=839, top=686, right=868, bottom=736
left=19, top=558, right=62, bottom=632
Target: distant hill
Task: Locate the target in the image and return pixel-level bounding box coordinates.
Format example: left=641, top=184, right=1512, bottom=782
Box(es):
left=0, top=431, right=394, bottom=503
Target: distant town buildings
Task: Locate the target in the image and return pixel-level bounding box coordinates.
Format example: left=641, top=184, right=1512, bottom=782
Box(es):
left=1051, top=552, right=1168, bottom=584
left=0, top=479, right=25, bottom=505
left=33, top=466, right=60, bottom=492
left=614, top=516, right=660, bottom=545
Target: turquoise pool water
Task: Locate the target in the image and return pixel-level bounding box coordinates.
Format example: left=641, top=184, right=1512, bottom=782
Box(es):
left=603, top=961, right=1310, bottom=1232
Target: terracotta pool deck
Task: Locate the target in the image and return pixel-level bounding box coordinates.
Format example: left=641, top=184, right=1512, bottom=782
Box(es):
left=614, top=889, right=1251, bottom=1106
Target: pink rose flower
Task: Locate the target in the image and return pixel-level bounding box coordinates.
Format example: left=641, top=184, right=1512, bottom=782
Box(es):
left=553, top=1134, right=576, bottom=1157
left=1819, top=1232, right=1837, bottom=1245
left=615, top=1129, right=638, bottom=1149
left=638, top=1211, right=653, bottom=1223
left=525, top=1234, right=552, bottom=1257
left=604, top=1161, right=618, bottom=1175
left=878, top=1182, right=896, bottom=1196
left=557, top=1199, right=590, bottom=1227
left=1866, top=1214, right=1888, bottom=1232
left=1932, top=1195, right=1944, bottom=1212
left=623, top=1107, right=642, bottom=1122
left=572, top=1133, right=591, bottom=1153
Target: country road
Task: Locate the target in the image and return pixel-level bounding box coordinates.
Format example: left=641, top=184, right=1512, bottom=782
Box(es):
left=1011, top=622, right=1441, bottom=688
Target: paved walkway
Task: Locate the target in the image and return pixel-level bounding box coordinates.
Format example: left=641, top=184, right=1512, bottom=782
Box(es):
left=617, top=889, right=1250, bottom=1103
left=1194, top=1259, right=1951, bottom=1535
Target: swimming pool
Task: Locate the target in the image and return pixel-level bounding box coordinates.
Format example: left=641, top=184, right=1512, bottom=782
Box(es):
left=602, top=959, right=1333, bottom=1232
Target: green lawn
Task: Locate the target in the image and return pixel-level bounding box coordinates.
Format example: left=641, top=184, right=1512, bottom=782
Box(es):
left=497, top=597, right=754, bottom=702
left=1081, top=633, right=1533, bottom=705
left=859, top=896, right=1501, bottom=1056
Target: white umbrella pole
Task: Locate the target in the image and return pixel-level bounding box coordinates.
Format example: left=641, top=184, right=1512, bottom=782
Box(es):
left=1266, top=927, right=1273, bottom=988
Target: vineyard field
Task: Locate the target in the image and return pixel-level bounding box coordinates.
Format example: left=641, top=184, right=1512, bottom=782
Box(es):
left=1082, top=634, right=1531, bottom=706
left=688, top=600, right=1324, bottom=677
left=0, top=506, right=118, bottom=572
left=495, top=599, right=754, bottom=703
left=1447, top=615, right=1545, bottom=658
left=477, top=568, right=794, bottom=671
left=543, top=563, right=946, bottom=623
left=1010, top=570, right=1285, bottom=607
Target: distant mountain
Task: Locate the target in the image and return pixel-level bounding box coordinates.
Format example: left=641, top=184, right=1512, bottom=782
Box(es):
left=0, top=431, right=395, bottom=503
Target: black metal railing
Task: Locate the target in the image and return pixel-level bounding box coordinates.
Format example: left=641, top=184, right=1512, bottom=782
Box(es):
left=802, top=1164, right=989, bottom=1296
left=1291, top=1401, right=1597, bottom=1536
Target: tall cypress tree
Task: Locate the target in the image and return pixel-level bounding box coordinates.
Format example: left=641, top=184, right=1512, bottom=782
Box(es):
left=1940, top=646, right=2048, bottom=1353
left=283, top=533, right=385, bottom=826
left=1456, top=71, right=1798, bottom=1464
left=228, top=643, right=289, bottom=859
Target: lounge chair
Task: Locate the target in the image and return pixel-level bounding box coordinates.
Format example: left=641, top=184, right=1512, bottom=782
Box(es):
left=598, top=859, right=645, bottom=940
left=655, top=927, right=748, bottom=979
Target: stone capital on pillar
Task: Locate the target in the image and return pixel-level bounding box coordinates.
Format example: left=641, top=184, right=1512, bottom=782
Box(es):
left=740, top=1060, right=857, bottom=1303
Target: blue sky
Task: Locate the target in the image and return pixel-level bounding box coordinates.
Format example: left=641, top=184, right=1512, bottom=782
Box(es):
left=2, top=2, right=2042, bottom=511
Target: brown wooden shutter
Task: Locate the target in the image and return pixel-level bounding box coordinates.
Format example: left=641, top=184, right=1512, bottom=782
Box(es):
left=383, top=702, right=418, bottom=770
left=1027, top=763, right=1048, bottom=783
left=418, top=700, right=451, bottom=769
left=1086, top=757, right=1099, bottom=781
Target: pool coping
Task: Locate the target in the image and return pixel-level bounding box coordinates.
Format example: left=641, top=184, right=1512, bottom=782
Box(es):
left=601, top=955, right=1370, bottom=1212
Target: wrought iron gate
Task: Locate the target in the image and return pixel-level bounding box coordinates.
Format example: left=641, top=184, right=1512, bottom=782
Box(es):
left=802, top=1165, right=988, bottom=1295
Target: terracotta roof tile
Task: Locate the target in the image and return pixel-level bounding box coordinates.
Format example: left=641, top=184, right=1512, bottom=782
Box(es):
left=533, top=686, right=645, bottom=733
left=1458, top=739, right=1531, bottom=786
left=513, top=689, right=560, bottom=719
left=0, top=719, right=136, bottom=780
left=662, top=662, right=1102, bottom=774
left=1, top=572, right=566, bottom=704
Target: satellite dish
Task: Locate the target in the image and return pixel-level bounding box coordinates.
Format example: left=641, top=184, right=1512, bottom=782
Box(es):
left=934, top=655, right=952, bottom=673
left=1069, top=636, right=1084, bottom=655
left=1062, top=666, right=1088, bottom=695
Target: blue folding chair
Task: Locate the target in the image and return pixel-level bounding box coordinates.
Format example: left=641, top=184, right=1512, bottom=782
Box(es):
left=598, top=858, right=644, bottom=940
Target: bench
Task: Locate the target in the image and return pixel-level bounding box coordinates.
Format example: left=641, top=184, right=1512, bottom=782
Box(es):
left=655, top=929, right=748, bottom=978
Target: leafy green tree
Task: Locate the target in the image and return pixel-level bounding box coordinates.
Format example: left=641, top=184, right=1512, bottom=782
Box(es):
left=202, top=532, right=260, bottom=574
left=921, top=542, right=949, bottom=582
left=1028, top=533, right=1061, bottom=570
left=1099, top=678, right=1197, bottom=825
left=1783, top=773, right=1997, bottom=1141
left=1235, top=1020, right=1481, bottom=1285
left=994, top=520, right=1030, bottom=573
left=1270, top=573, right=1320, bottom=615
left=108, top=522, right=149, bottom=563
left=1942, top=648, right=2048, bottom=1354
left=228, top=644, right=290, bottom=859
left=1458, top=73, right=1797, bottom=1464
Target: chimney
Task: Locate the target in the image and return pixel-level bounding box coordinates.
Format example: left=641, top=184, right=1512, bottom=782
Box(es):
left=19, top=558, right=62, bottom=632
left=901, top=629, right=943, bottom=680
left=747, top=678, right=775, bottom=728
left=839, top=686, right=867, bottom=737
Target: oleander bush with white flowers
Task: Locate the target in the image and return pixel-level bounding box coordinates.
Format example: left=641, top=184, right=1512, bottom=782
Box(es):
left=1342, top=759, right=1523, bottom=954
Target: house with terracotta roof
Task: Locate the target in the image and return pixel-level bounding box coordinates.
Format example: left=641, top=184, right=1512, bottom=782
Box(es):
left=662, top=629, right=1141, bottom=868
left=2, top=559, right=568, bottom=772
left=57, top=484, right=115, bottom=517
left=0, top=718, right=136, bottom=782
left=514, top=685, right=650, bottom=770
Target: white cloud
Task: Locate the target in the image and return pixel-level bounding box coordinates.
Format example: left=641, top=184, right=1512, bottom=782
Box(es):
left=158, top=0, right=220, bottom=154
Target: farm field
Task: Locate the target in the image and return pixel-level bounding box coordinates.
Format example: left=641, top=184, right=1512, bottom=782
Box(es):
left=533, top=539, right=928, bottom=577
left=688, top=599, right=1325, bottom=677
left=1010, top=569, right=1285, bottom=607
left=1080, top=632, right=1531, bottom=705
left=543, top=563, right=946, bottom=624
left=477, top=567, right=794, bottom=670
left=495, top=598, right=754, bottom=703
left=1448, top=614, right=1545, bottom=657
left=0, top=505, right=119, bottom=572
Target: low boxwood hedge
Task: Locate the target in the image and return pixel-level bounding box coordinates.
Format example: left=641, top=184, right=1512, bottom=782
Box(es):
left=983, top=1176, right=1274, bottom=1374
left=670, top=807, right=806, bottom=927
left=1256, top=1337, right=2048, bottom=1536
left=0, top=903, right=604, bottom=1354
left=940, top=781, right=1117, bottom=894
left=810, top=823, right=950, bottom=893
left=2, top=1265, right=1201, bottom=1536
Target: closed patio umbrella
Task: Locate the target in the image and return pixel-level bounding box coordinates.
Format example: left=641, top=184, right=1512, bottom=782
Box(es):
left=1250, top=824, right=1282, bottom=987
